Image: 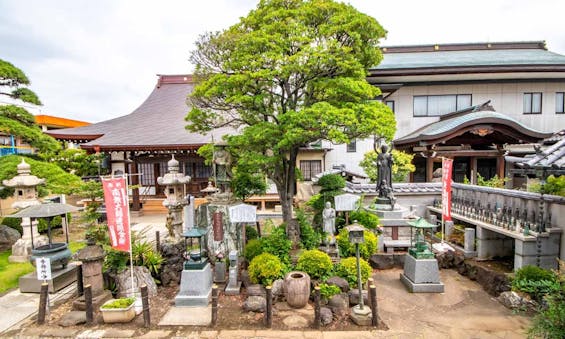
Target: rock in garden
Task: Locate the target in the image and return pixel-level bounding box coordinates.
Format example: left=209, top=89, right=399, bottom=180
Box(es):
left=326, top=276, right=349, bottom=292
left=58, top=311, right=86, bottom=327
left=320, top=307, right=333, bottom=326
left=497, top=291, right=538, bottom=311
left=271, top=279, right=284, bottom=300
left=112, top=266, right=157, bottom=298
left=241, top=270, right=251, bottom=288
left=0, top=225, right=20, bottom=252
left=247, top=284, right=266, bottom=296
left=369, top=254, right=394, bottom=269
left=243, top=295, right=266, bottom=312
left=327, top=293, right=349, bottom=317
left=348, top=289, right=369, bottom=306
left=282, top=315, right=309, bottom=328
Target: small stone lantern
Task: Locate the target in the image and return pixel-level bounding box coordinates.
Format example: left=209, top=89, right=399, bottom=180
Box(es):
left=157, top=155, right=191, bottom=239
left=3, top=159, right=47, bottom=262
left=182, top=227, right=208, bottom=270
left=346, top=222, right=372, bottom=326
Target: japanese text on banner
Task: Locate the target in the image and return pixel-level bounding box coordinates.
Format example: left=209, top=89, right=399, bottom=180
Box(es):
left=102, top=177, right=131, bottom=252
left=442, top=158, right=453, bottom=222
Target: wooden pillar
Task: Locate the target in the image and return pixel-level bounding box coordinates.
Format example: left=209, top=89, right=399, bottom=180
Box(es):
left=131, top=159, right=141, bottom=211
left=426, top=156, right=434, bottom=182
left=470, top=157, right=477, bottom=185
left=496, top=154, right=505, bottom=180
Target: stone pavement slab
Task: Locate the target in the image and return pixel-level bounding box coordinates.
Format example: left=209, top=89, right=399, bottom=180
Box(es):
left=41, top=327, right=80, bottom=337
left=101, top=329, right=136, bottom=338
left=137, top=330, right=171, bottom=339
left=158, top=305, right=211, bottom=326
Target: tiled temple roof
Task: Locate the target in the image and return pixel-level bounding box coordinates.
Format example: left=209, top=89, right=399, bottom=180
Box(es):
left=47, top=75, right=232, bottom=151
left=344, top=182, right=442, bottom=194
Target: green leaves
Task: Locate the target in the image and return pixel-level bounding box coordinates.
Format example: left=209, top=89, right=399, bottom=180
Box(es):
left=0, top=59, right=30, bottom=86
left=360, top=149, right=415, bottom=183
left=186, top=0, right=394, bottom=221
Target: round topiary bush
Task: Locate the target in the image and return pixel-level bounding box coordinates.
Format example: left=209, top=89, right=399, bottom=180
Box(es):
left=349, top=210, right=380, bottom=230
left=244, top=238, right=264, bottom=263
left=336, top=228, right=377, bottom=260
left=295, top=249, right=333, bottom=281
left=335, top=257, right=372, bottom=286
left=248, top=252, right=284, bottom=286
left=246, top=225, right=259, bottom=241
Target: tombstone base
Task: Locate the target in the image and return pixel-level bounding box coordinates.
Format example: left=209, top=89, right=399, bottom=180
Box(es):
left=224, top=281, right=241, bottom=295
left=72, top=290, right=113, bottom=311
left=175, top=263, right=212, bottom=307
left=400, top=273, right=445, bottom=293
left=19, top=263, right=78, bottom=293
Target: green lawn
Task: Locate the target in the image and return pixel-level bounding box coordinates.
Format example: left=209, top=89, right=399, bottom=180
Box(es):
left=0, top=241, right=86, bottom=294
left=0, top=250, right=34, bottom=294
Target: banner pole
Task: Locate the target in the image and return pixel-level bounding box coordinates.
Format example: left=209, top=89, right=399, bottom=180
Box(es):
left=124, top=173, right=134, bottom=298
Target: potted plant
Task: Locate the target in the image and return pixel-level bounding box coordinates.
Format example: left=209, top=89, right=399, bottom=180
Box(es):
left=99, top=297, right=136, bottom=323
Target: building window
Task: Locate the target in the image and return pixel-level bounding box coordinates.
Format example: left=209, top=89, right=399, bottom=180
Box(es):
left=385, top=100, right=395, bottom=112
left=523, top=92, right=542, bottom=114
left=413, top=94, right=471, bottom=117
left=556, top=92, right=564, bottom=114
left=184, top=159, right=212, bottom=178
left=138, top=163, right=155, bottom=186
left=346, top=139, right=356, bottom=152
left=300, top=160, right=322, bottom=181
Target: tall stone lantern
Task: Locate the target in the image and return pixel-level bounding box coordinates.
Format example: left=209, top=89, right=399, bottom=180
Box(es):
left=157, top=155, right=191, bottom=239
left=3, top=159, right=48, bottom=262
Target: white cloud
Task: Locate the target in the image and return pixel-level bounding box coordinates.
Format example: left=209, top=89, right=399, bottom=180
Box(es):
left=1, top=0, right=564, bottom=123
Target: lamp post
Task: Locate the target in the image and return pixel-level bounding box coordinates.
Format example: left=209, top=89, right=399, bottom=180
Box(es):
left=346, top=222, right=366, bottom=310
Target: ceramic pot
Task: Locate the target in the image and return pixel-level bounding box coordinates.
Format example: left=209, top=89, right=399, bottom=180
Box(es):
left=100, top=298, right=136, bottom=323
left=284, top=271, right=310, bottom=308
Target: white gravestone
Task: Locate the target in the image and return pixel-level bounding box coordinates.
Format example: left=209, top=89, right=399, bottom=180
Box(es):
left=334, top=193, right=360, bottom=212
left=183, top=195, right=195, bottom=232
left=228, top=204, right=257, bottom=223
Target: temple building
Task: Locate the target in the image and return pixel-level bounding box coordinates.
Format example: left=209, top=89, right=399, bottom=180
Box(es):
left=48, top=41, right=565, bottom=212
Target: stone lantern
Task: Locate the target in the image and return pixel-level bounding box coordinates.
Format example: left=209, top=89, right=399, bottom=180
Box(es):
left=73, top=239, right=112, bottom=310
left=157, top=155, right=191, bottom=239
left=3, top=159, right=47, bottom=262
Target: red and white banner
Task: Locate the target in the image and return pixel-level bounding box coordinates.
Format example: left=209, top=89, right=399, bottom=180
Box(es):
left=441, top=158, right=453, bottom=222
left=102, top=176, right=130, bottom=252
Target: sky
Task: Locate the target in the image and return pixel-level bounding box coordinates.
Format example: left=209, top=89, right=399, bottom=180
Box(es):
left=1, top=0, right=565, bottom=123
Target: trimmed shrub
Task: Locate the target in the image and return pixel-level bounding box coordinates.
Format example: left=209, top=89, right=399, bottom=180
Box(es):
left=296, top=249, right=333, bottom=281
left=244, top=238, right=264, bottom=263
left=261, top=225, right=291, bottom=265
left=335, top=257, right=372, bottom=286
left=336, top=228, right=377, bottom=260
left=350, top=210, right=380, bottom=230
left=248, top=253, right=284, bottom=286
left=245, top=225, right=259, bottom=241
left=319, top=283, right=341, bottom=301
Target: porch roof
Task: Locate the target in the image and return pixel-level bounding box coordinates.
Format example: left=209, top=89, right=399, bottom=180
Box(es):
left=394, top=102, right=552, bottom=150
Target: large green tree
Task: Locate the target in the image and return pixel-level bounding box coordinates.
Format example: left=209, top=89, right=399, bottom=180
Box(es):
left=186, top=0, right=395, bottom=222
left=360, top=148, right=416, bottom=183
left=0, top=59, right=60, bottom=155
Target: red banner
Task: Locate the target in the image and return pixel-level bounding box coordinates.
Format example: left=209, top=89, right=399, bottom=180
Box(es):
left=102, top=177, right=130, bottom=252
left=442, top=158, right=453, bottom=221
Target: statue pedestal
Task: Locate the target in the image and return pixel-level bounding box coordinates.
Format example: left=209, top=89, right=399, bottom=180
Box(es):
left=400, top=255, right=444, bottom=293
left=175, top=262, right=213, bottom=307
left=19, top=263, right=78, bottom=293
